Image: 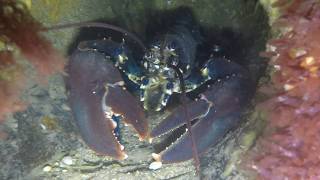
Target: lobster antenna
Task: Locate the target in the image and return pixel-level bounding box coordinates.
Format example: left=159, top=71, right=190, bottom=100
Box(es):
left=44, top=21, right=146, bottom=51
left=160, top=33, right=200, bottom=174
left=167, top=63, right=201, bottom=175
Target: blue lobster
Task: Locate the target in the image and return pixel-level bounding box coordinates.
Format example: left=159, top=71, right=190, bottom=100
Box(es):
left=64, top=11, right=254, bottom=167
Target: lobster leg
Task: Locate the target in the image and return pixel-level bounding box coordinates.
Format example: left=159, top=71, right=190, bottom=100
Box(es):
left=67, top=40, right=148, bottom=159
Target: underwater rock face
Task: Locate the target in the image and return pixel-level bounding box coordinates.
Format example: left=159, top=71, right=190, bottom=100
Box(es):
left=0, top=0, right=270, bottom=179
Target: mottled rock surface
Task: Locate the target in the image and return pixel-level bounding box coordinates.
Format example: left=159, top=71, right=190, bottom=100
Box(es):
left=0, top=0, right=270, bottom=179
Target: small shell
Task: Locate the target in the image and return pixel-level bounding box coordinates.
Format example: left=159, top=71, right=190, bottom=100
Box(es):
left=43, top=165, right=52, bottom=172
left=62, top=156, right=73, bottom=165
left=149, top=161, right=162, bottom=170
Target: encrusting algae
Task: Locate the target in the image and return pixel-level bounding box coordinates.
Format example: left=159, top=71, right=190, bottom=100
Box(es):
left=249, top=0, right=320, bottom=179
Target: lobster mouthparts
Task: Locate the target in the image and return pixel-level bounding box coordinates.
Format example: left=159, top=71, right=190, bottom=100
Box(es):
left=67, top=47, right=148, bottom=160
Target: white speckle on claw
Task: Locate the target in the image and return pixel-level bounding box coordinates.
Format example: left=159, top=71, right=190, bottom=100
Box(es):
left=149, top=161, right=162, bottom=170
left=123, top=153, right=128, bottom=160
left=110, top=119, right=117, bottom=129
left=120, top=144, right=124, bottom=151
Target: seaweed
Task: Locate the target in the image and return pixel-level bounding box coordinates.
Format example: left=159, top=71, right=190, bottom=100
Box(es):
left=0, top=0, right=65, bottom=121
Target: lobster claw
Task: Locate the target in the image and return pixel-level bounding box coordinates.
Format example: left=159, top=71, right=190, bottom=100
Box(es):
left=150, top=59, right=253, bottom=163
left=67, top=43, right=148, bottom=160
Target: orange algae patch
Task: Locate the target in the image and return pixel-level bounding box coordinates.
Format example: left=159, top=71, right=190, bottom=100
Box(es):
left=250, top=0, right=320, bottom=179
left=0, top=0, right=65, bottom=77
left=0, top=0, right=65, bottom=121
left=0, top=35, right=27, bottom=121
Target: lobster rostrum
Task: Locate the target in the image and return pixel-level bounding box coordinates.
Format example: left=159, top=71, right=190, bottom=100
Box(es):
left=62, top=11, right=254, bottom=168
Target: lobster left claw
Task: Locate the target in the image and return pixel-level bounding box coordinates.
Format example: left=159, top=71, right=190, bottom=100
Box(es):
left=67, top=41, right=148, bottom=160
left=150, top=58, right=254, bottom=163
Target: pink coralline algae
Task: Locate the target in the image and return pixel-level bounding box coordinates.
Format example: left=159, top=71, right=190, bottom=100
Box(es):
left=250, top=1, right=320, bottom=179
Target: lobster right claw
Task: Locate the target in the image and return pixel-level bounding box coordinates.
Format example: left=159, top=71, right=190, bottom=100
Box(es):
left=150, top=58, right=254, bottom=163
left=67, top=40, right=148, bottom=159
